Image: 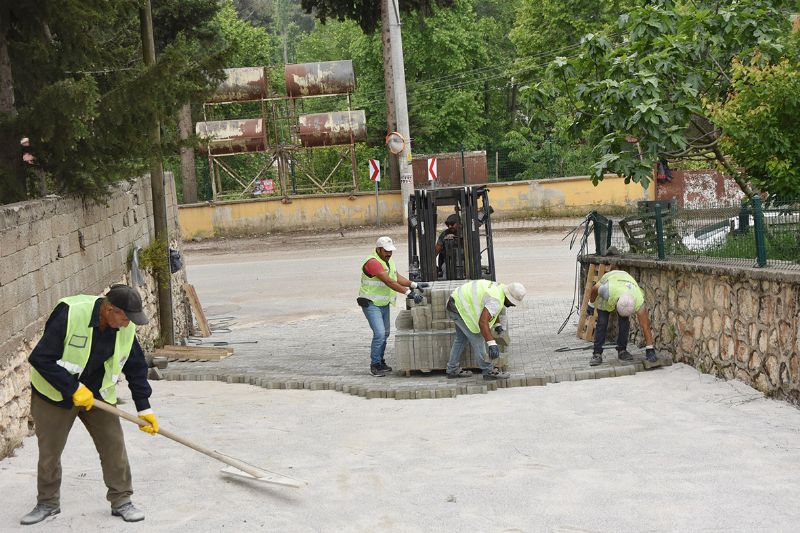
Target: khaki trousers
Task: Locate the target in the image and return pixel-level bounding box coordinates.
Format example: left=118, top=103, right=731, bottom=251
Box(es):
left=31, top=392, right=133, bottom=508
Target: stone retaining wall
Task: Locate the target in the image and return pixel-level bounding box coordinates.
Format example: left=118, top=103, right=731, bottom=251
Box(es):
left=0, top=175, right=192, bottom=459
left=581, top=257, right=800, bottom=405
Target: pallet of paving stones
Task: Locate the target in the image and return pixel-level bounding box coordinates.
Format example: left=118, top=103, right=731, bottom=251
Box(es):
left=153, top=345, right=234, bottom=362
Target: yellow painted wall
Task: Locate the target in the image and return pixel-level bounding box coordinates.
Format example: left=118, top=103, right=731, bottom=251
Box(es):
left=178, top=175, right=654, bottom=239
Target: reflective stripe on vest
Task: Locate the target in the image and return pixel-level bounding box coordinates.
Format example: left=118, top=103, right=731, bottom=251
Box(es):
left=30, top=295, right=136, bottom=404
left=596, top=271, right=644, bottom=313
left=358, top=252, right=398, bottom=307
left=451, top=280, right=505, bottom=334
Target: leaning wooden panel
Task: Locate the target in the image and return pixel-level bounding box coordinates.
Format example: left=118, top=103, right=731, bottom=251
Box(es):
left=183, top=283, right=211, bottom=337
left=576, top=263, right=610, bottom=341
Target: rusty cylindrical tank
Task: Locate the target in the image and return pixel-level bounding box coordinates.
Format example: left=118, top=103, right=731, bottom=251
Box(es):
left=195, top=119, right=265, bottom=155
left=284, top=60, right=356, bottom=98
left=298, top=111, right=367, bottom=148
left=206, top=67, right=267, bottom=103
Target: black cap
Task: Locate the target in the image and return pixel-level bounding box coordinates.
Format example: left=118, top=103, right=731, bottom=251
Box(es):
left=445, top=214, right=460, bottom=225
left=105, top=284, right=149, bottom=325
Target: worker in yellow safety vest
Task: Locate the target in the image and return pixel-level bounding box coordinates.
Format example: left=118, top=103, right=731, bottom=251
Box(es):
left=358, top=236, right=428, bottom=377
left=445, top=279, right=526, bottom=381
left=21, top=284, right=157, bottom=525
left=585, top=269, right=658, bottom=366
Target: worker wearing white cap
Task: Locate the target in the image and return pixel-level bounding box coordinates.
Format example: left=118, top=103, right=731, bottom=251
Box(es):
left=358, top=236, right=429, bottom=377
left=446, top=280, right=527, bottom=381
left=585, top=269, right=658, bottom=366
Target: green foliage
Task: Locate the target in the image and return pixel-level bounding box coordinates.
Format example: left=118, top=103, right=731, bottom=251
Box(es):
left=298, top=0, right=455, bottom=34
left=711, top=41, right=800, bottom=199
left=129, top=238, right=170, bottom=287
left=1, top=0, right=228, bottom=204
left=525, top=0, right=792, bottom=192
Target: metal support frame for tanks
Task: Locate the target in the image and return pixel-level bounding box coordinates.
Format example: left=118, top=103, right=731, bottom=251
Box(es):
left=407, top=186, right=496, bottom=283
left=198, top=62, right=365, bottom=200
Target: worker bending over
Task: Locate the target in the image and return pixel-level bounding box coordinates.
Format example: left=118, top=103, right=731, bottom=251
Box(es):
left=586, top=269, right=658, bottom=366
left=446, top=279, right=526, bottom=380
left=22, top=284, right=158, bottom=525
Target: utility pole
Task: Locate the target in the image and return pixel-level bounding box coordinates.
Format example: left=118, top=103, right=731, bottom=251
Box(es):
left=388, top=0, right=413, bottom=223
left=140, top=0, right=174, bottom=346
left=381, top=0, right=400, bottom=191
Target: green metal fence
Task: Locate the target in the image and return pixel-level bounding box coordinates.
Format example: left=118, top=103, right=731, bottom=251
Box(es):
left=598, top=198, right=800, bottom=270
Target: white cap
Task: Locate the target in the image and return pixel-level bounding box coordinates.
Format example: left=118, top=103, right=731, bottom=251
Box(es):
left=375, top=236, right=396, bottom=251
left=503, top=282, right=526, bottom=306
left=616, top=292, right=635, bottom=317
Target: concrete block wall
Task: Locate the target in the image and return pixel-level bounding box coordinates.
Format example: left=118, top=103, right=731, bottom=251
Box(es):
left=0, top=175, right=192, bottom=460
left=581, top=257, right=800, bottom=405
left=394, top=280, right=509, bottom=373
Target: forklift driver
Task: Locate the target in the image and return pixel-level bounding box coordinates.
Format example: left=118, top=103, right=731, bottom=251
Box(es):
left=435, top=213, right=461, bottom=279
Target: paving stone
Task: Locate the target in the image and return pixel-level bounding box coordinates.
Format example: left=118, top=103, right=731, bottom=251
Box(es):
left=434, top=388, right=457, bottom=398
left=365, top=389, right=385, bottom=399
left=416, top=389, right=434, bottom=399
left=613, top=365, right=636, bottom=377
left=466, top=385, right=487, bottom=395
left=594, top=367, right=615, bottom=379
left=554, top=371, right=576, bottom=382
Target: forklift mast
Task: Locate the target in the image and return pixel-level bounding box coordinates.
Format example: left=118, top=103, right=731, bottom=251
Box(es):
left=407, top=186, right=496, bottom=283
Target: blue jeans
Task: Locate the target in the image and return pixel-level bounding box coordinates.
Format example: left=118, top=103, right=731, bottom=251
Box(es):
left=446, top=309, right=493, bottom=374
left=592, top=309, right=630, bottom=354
left=362, top=302, right=391, bottom=365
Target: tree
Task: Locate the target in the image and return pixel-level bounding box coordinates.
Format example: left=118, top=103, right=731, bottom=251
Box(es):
left=525, top=0, right=793, bottom=194
left=711, top=43, right=800, bottom=199
left=0, top=0, right=227, bottom=204
left=299, top=0, right=454, bottom=34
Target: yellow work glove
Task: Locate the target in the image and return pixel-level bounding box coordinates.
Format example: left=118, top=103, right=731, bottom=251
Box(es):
left=137, top=410, right=159, bottom=435
left=71, top=384, right=94, bottom=411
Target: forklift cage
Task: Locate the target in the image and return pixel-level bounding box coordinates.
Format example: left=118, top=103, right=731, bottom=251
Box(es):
left=407, top=186, right=496, bottom=283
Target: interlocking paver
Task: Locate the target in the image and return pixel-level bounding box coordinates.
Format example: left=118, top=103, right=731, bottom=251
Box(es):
left=166, top=225, right=664, bottom=398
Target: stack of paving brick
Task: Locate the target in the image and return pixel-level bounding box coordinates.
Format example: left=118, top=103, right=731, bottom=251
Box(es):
left=395, top=280, right=509, bottom=375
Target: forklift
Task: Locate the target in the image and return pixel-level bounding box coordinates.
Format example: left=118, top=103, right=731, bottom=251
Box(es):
left=407, top=185, right=496, bottom=283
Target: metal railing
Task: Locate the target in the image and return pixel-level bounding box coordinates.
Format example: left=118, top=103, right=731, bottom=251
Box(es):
left=594, top=198, right=800, bottom=270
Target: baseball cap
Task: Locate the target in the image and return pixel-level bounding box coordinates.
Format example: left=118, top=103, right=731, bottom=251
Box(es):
left=616, top=292, right=635, bottom=317
left=375, top=236, right=396, bottom=251
left=445, top=214, right=460, bottom=226
left=105, top=284, right=149, bottom=325
left=503, top=282, right=526, bottom=307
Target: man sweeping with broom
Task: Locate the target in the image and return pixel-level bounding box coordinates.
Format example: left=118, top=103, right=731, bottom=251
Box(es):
left=21, top=284, right=158, bottom=525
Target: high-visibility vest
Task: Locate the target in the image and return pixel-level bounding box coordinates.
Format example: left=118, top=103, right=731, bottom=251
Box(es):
left=30, top=295, right=136, bottom=405
left=358, top=252, right=398, bottom=307
left=451, top=279, right=505, bottom=334
left=595, top=270, right=644, bottom=313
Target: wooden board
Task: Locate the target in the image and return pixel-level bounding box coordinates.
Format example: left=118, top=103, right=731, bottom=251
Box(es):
left=154, top=345, right=233, bottom=362
left=183, top=283, right=211, bottom=337
left=576, top=263, right=611, bottom=341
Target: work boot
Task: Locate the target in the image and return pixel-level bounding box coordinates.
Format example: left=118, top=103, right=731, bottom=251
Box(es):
left=589, top=353, right=603, bottom=366
left=483, top=369, right=510, bottom=381
left=617, top=350, right=633, bottom=361
left=446, top=368, right=473, bottom=379
left=20, top=504, right=60, bottom=525
left=379, top=360, right=393, bottom=372
left=111, top=502, right=145, bottom=522
left=369, top=364, right=386, bottom=377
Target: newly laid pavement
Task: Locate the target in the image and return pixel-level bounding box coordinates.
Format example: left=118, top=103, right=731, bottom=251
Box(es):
left=162, top=225, right=662, bottom=398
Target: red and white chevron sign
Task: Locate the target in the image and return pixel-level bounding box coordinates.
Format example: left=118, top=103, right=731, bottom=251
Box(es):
left=427, top=157, right=437, bottom=181
left=369, top=159, right=380, bottom=182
